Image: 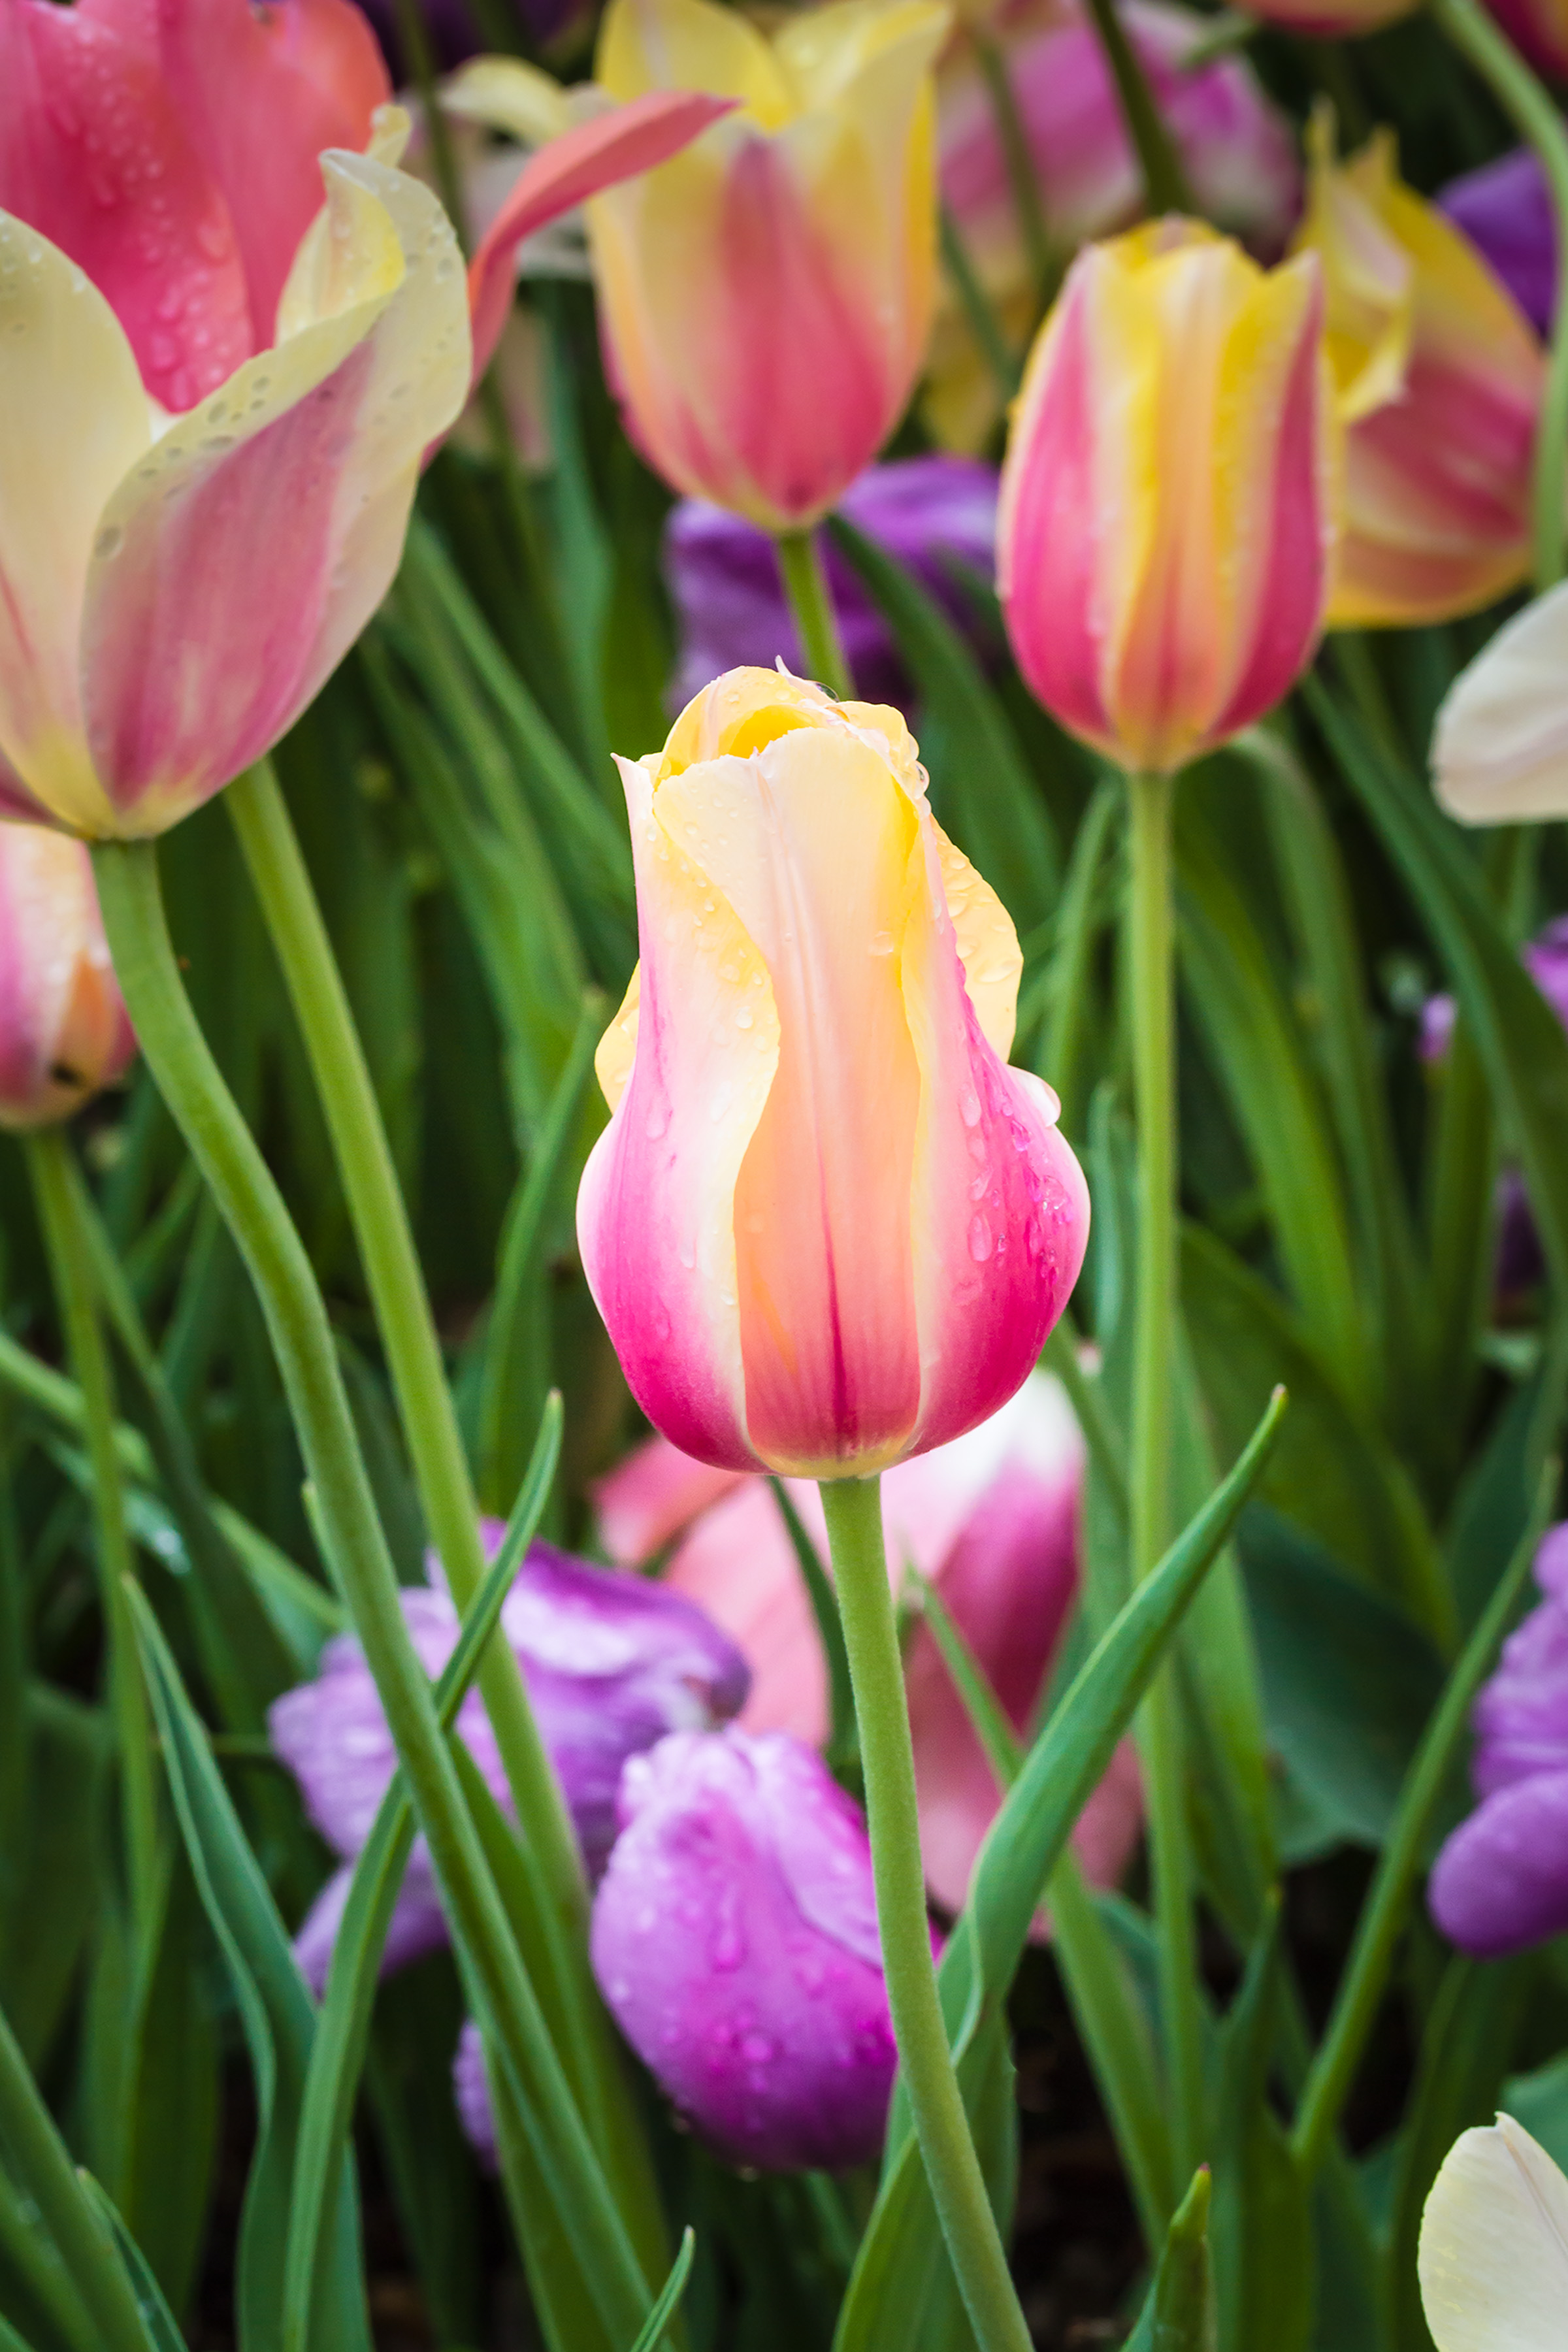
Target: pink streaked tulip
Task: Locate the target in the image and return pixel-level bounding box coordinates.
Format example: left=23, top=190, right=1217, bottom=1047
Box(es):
left=596, top=1372, right=1143, bottom=1917
left=580, top=0, right=950, bottom=531
left=998, top=219, right=1334, bottom=776
left=929, top=0, right=1300, bottom=451
left=1295, top=122, right=1543, bottom=629
left=0, top=824, right=135, bottom=1131
left=577, top=668, right=1090, bottom=1479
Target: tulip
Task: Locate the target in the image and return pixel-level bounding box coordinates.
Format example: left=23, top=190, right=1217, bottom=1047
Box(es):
left=929, top=0, right=1299, bottom=451
left=998, top=219, right=1333, bottom=775
left=1441, top=149, right=1558, bottom=340
left=1294, top=121, right=1543, bottom=630
left=270, top=1526, right=751, bottom=1991
left=596, top=1371, right=1143, bottom=1916
left=665, top=455, right=999, bottom=709
left=1433, top=579, right=1568, bottom=823
left=590, top=1727, right=906, bottom=2170
left=1428, top=1523, right=1568, bottom=1960
left=0, top=824, right=135, bottom=1132
left=576, top=667, right=1090, bottom=1479
left=578, top=0, right=949, bottom=531
left=1419, top=2114, right=1568, bottom=2352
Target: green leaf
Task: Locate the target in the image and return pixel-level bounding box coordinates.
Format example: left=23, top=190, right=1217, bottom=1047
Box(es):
left=835, top=1390, right=1287, bottom=2352
left=628, top=2230, right=696, bottom=2352
left=769, top=1480, right=857, bottom=1775
left=1209, top=1914, right=1313, bottom=2352
left=76, top=2180, right=186, bottom=2352
left=1125, top=2167, right=1215, bottom=2352
left=0, top=1690, right=107, bottom=2072
left=128, top=1586, right=372, bottom=2352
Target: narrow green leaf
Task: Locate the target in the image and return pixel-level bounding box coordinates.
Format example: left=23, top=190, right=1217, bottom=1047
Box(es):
left=1125, top=2167, right=1215, bottom=2352
left=76, top=2180, right=184, bottom=2352
left=1209, top=1910, right=1312, bottom=2352
left=628, top=2230, right=696, bottom=2352
left=769, top=1480, right=857, bottom=1772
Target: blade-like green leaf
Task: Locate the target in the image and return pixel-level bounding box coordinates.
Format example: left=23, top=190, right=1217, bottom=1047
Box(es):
left=76, top=2180, right=185, bottom=2352
left=628, top=2230, right=696, bottom=2352
left=770, top=1480, right=857, bottom=1774
left=1125, top=2167, right=1215, bottom=2352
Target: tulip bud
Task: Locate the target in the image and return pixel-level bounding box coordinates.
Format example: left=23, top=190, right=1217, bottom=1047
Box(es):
left=590, top=1728, right=905, bottom=2170
left=270, top=1529, right=751, bottom=1991
left=582, top=0, right=950, bottom=531
left=0, top=824, right=135, bottom=1131
left=998, top=220, right=1333, bottom=775
left=930, top=0, right=1299, bottom=451
left=1295, top=119, right=1543, bottom=629
left=576, top=668, right=1090, bottom=1479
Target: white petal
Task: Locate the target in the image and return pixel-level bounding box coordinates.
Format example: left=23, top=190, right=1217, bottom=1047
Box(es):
left=1418, top=2117, right=1568, bottom=2352
left=1433, top=582, right=1568, bottom=825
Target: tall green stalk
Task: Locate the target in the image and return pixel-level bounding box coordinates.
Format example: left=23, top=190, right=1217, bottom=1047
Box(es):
left=90, top=838, right=659, bottom=2346
left=776, top=529, right=853, bottom=699
left=1124, top=770, right=1206, bottom=2181
left=819, top=1475, right=1034, bottom=2352
left=25, top=1128, right=157, bottom=1938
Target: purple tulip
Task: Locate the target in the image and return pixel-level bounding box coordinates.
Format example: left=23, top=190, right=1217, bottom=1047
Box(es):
left=664, top=456, right=999, bottom=712
left=1440, top=149, right=1558, bottom=339
left=270, top=1527, right=751, bottom=1992
left=1431, top=1524, right=1568, bottom=1957
left=587, top=1729, right=906, bottom=2172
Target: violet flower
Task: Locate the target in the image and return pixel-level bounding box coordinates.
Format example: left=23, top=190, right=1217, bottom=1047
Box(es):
left=1430, top=1524, right=1568, bottom=1957
left=270, top=1526, right=750, bottom=1992
left=664, top=455, right=998, bottom=711
left=1440, top=150, right=1557, bottom=339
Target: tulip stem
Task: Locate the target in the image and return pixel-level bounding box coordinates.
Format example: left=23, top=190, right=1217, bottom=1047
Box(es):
left=1429, top=0, right=1568, bottom=588
left=776, top=529, right=854, bottom=700
left=1124, top=768, right=1206, bottom=2185
left=1083, top=0, right=1194, bottom=218
left=819, top=1473, right=1034, bottom=2352
left=25, top=1126, right=158, bottom=1943
left=90, top=836, right=661, bottom=2347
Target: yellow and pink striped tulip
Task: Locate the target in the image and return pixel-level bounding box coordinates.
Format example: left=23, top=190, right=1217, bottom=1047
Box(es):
left=583, top=0, right=950, bottom=532
left=998, top=219, right=1335, bottom=776
left=1294, top=122, right=1544, bottom=629
left=0, top=825, right=135, bottom=1131
left=576, top=668, right=1090, bottom=1479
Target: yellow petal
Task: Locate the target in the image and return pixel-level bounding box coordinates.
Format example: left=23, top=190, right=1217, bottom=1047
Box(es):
left=934, top=825, right=1020, bottom=1059
left=598, top=0, right=794, bottom=128
left=441, top=57, right=575, bottom=146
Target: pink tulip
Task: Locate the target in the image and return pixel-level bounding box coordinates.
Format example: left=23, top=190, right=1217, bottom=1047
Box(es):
left=0, top=823, right=135, bottom=1130
left=595, top=1372, right=1143, bottom=1918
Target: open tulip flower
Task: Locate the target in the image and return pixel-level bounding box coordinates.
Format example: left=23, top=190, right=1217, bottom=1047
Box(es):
left=576, top=666, right=1090, bottom=1480
left=1294, top=117, right=1544, bottom=630
left=1419, top=2115, right=1568, bottom=2351
left=998, top=218, right=1334, bottom=776
left=0, top=823, right=135, bottom=1131
left=580, top=0, right=950, bottom=531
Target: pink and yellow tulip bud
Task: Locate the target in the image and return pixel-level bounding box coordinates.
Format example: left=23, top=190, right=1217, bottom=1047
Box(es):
left=0, top=825, right=135, bottom=1131
left=1294, top=120, right=1543, bottom=629
left=998, top=220, right=1334, bottom=776
left=576, top=668, right=1089, bottom=1479
left=581, top=0, right=950, bottom=531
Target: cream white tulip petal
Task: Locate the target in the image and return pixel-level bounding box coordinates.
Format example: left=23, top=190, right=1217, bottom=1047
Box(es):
left=1418, top=2117, right=1568, bottom=2352
left=1433, top=580, right=1568, bottom=824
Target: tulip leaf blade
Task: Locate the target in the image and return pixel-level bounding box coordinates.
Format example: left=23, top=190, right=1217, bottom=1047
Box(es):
left=770, top=1478, right=858, bottom=1775
left=1124, top=2165, right=1215, bottom=2352
left=627, top=2228, right=695, bottom=2352
left=835, top=1388, right=1288, bottom=2352
left=74, top=2178, right=185, bottom=2352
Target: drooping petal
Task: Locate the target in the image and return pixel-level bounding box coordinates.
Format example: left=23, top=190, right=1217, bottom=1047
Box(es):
left=0, top=211, right=151, bottom=833
left=1418, top=2117, right=1568, bottom=2352
left=468, top=90, right=736, bottom=382
left=78, top=154, right=470, bottom=836
left=152, top=0, right=391, bottom=348
left=577, top=756, right=781, bottom=1469
left=1432, top=581, right=1568, bottom=824
left=0, top=0, right=252, bottom=412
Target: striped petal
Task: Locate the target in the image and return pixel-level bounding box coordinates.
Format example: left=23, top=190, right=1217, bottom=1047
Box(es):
left=78, top=153, right=470, bottom=836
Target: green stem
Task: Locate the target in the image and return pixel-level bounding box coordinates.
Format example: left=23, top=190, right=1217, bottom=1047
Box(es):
left=1429, top=0, right=1568, bottom=587
left=819, top=1475, right=1033, bottom=2352
left=1290, top=1473, right=1549, bottom=2176
left=940, top=206, right=1022, bottom=408
left=971, top=30, right=1054, bottom=310
left=1124, top=769, right=1206, bottom=2181
left=776, top=529, right=853, bottom=700
left=1082, top=0, right=1194, bottom=216
left=90, top=838, right=656, bottom=2344
left=25, top=1129, right=157, bottom=1936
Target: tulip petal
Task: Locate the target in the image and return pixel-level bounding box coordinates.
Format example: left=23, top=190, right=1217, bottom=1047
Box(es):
left=78, top=154, right=470, bottom=836
left=1428, top=1770, right=1568, bottom=1957
left=291, top=1859, right=450, bottom=1996
left=0, top=212, right=151, bottom=834
left=468, top=91, right=736, bottom=382
left=0, top=0, right=253, bottom=412
left=593, top=1431, right=747, bottom=1565
left=1433, top=581, right=1568, bottom=824
left=934, top=826, right=1020, bottom=1060
left=578, top=756, right=781, bottom=1469
left=1418, top=2117, right=1568, bottom=2352
left=152, top=0, right=390, bottom=349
